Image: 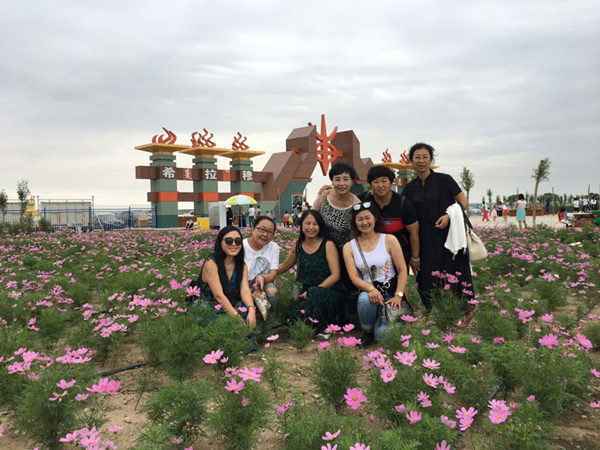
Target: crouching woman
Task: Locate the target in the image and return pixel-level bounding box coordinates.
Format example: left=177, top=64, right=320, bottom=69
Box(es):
left=343, top=203, right=408, bottom=348
left=197, top=226, right=257, bottom=328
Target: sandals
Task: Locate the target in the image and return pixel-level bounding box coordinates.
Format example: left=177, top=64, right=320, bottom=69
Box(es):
left=457, top=308, right=478, bottom=329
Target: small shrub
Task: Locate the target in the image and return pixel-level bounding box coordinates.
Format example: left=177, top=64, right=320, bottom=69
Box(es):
left=426, top=285, right=467, bottom=331
left=475, top=305, right=518, bottom=342
left=583, top=322, right=600, bottom=349
left=288, top=319, right=315, bottom=351
left=376, top=415, right=456, bottom=449
left=144, top=379, right=211, bottom=440
left=311, top=346, right=361, bottom=412
left=207, top=376, right=270, bottom=450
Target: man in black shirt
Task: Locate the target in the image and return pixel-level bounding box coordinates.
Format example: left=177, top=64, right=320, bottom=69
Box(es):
left=358, top=166, right=420, bottom=275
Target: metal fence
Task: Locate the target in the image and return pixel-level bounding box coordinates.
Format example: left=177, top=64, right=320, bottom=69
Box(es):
left=1, top=206, right=157, bottom=232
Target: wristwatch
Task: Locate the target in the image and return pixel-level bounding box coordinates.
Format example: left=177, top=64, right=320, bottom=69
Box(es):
left=395, top=292, right=404, bottom=297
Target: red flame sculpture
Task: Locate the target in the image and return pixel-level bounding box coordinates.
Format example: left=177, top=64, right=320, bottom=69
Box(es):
left=191, top=128, right=216, bottom=147
left=152, top=127, right=177, bottom=144
left=382, top=149, right=392, bottom=163
left=315, top=114, right=342, bottom=176
left=399, top=150, right=410, bottom=164
left=232, top=132, right=249, bottom=150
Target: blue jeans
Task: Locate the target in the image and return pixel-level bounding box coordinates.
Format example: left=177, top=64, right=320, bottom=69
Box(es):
left=357, top=291, right=396, bottom=340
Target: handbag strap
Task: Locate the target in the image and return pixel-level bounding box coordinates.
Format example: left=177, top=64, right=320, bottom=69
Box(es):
left=355, top=238, right=376, bottom=286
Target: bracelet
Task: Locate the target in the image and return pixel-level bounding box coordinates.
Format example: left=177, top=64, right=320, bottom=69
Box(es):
left=247, top=305, right=256, bottom=310
left=410, top=257, right=420, bottom=262
left=366, top=286, right=376, bottom=293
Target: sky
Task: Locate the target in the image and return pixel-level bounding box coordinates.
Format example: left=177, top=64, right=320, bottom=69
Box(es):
left=1, top=0, right=599, bottom=208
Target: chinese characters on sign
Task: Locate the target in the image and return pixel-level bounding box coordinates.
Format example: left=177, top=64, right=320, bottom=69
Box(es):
left=204, top=169, right=217, bottom=180
left=162, top=167, right=176, bottom=179
left=242, top=170, right=253, bottom=181
left=183, top=169, right=192, bottom=180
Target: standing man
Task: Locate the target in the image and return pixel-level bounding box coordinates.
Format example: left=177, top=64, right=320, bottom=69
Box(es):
left=573, top=198, right=580, bottom=212
left=248, top=205, right=256, bottom=228
left=358, top=166, right=420, bottom=277
left=243, top=216, right=280, bottom=311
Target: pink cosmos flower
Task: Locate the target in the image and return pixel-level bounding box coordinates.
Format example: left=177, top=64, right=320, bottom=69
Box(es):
left=401, top=315, right=418, bottom=322
left=172, top=437, right=184, bottom=444
left=527, top=395, right=536, bottom=402
left=435, top=441, right=451, bottom=450
left=337, top=336, right=361, bottom=347
left=575, top=333, right=593, bottom=350
left=421, top=329, right=431, bottom=336
left=489, top=407, right=511, bottom=424
left=541, top=314, right=553, bottom=323
left=423, top=358, right=440, bottom=370
left=343, top=324, right=355, bottom=332
left=203, top=350, right=224, bottom=365
left=225, top=379, right=244, bottom=394
left=0, top=424, right=3, bottom=437
left=108, top=425, right=123, bottom=433
left=401, top=334, right=412, bottom=341
left=238, top=367, right=262, bottom=382
left=590, top=402, right=600, bottom=408
left=322, top=429, right=341, bottom=440
left=440, top=415, right=457, bottom=428
left=345, top=388, right=367, bottom=410
left=75, top=393, right=90, bottom=402
left=276, top=402, right=293, bottom=414
left=394, top=404, right=406, bottom=413
left=321, top=445, right=338, bottom=450
left=241, top=396, right=250, bottom=407
left=427, top=343, right=441, bottom=349
left=423, top=373, right=439, bottom=388
left=318, top=341, right=331, bottom=350
left=471, top=337, right=481, bottom=344
left=185, top=285, right=201, bottom=297
left=459, top=416, right=475, bottom=431
left=591, top=368, right=600, bottom=378
left=49, top=391, right=68, bottom=402
left=442, top=331, right=455, bottom=343
left=57, top=379, right=77, bottom=389
left=494, top=337, right=505, bottom=344
left=456, top=406, right=478, bottom=420
left=406, top=410, right=422, bottom=424
left=309, top=317, right=319, bottom=323
left=394, top=349, right=417, bottom=366
left=264, top=343, right=270, bottom=349
left=324, top=324, right=342, bottom=333
left=380, top=365, right=397, bottom=383
left=60, top=431, right=80, bottom=442
left=538, top=334, right=559, bottom=349
left=448, top=345, right=466, bottom=354
left=266, top=334, right=279, bottom=341
left=349, top=444, right=370, bottom=450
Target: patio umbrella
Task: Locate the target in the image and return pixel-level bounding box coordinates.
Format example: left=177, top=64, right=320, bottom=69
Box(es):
left=225, top=194, right=257, bottom=206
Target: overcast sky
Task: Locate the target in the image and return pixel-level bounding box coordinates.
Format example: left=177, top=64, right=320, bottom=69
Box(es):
left=1, top=0, right=598, bottom=208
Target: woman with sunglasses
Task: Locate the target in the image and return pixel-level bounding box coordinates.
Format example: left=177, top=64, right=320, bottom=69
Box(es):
left=343, top=202, right=408, bottom=348
left=401, top=143, right=476, bottom=327
left=196, top=226, right=257, bottom=328
left=278, top=210, right=347, bottom=330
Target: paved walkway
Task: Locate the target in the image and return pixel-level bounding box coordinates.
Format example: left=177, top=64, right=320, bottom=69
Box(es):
left=471, top=213, right=570, bottom=230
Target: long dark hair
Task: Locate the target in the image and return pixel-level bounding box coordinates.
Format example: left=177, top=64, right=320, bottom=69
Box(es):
left=296, top=209, right=328, bottom=255
left=349, top=203, right=384, bottom=238
left=211, top=226, right=245, bottom=302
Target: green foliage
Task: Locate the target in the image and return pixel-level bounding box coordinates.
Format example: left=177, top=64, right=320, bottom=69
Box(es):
left=377, top=415, right=457, bottom=449
left=207, top=378, right=270, bottom=450
left=288, top=319, right=316, bottom=350
left=311, top=346, right=361, bottom=412
left=262, top=350, right=288, bottom=397
left=426, top=285, right=467, bottom=331
left=475, top=305, right=518, bottom=342
left=144, top=379, right=211, bottom=439
left=583, top=322, right=600, bottom=349
left=132, top=423, right=173, bottom=450
left=282, top=403, right=370, bottom=450
left=14, top=364, right=94, bottom=450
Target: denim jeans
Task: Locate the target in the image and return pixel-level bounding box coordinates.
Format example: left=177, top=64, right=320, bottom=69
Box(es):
left=357, top=291, right=395, bottom=340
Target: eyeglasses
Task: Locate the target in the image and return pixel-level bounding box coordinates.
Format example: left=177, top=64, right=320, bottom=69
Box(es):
left=412, top=155, right=431, bottom=161
left=223, top=237, right=243, bottom=246
left=254, top=226, right=275, bottom=236
left=352, top=202, right=372, bottom=211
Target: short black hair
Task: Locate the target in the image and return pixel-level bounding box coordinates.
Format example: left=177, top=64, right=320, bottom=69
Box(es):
left=409, top=143, right=435, bottom=162
left=367, top=165, right=395, bottom=184
left=254, top=215, right=276, bottom=229
left=329, top=162, right=357, bottom=181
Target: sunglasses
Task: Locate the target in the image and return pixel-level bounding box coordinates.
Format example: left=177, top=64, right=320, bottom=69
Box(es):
left=223, top=237, right=243, bottom=246
left=352, top=202, right=372, bottom=211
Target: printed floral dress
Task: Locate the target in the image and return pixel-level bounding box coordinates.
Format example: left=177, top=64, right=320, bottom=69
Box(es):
left=289, top=239, right=347, bottom=330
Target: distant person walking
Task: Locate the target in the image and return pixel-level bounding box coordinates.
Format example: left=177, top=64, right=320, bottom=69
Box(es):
left=248, top=205, right=256, bottom=228
left=573, top=198, right=580, bottom=212
left=482, top=202, right=490, bottom=221
left=516, top=194, right=527, bottom=230
left=490, top=204, right=498, bottom=220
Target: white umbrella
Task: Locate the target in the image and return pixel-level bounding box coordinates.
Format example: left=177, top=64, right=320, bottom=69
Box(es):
left=225, top=194, right=257, bottom=206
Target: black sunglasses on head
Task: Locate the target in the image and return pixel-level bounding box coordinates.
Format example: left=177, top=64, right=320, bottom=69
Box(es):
left=352, top=202, right=372, bottom=211
left=223, top=237, right=243, bottom=246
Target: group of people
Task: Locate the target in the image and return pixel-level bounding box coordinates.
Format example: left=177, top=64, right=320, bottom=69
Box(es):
left=193, top=143, right=477, bottom=347
left=481, top=202, right=508, bottom=222
left=227, top=206, right=278, bottom=228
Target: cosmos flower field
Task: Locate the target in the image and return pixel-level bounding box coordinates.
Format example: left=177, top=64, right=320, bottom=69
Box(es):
left=0, top=225, right=599, bottom=449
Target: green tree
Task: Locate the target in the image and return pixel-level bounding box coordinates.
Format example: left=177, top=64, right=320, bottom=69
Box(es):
left=459, top=167, right=475, bottom=216
left=486, top=188, right=493, bottom=206
left=16, top=180, right=30, bottom=216
left=531, top=158, right=551, bottom=227
left=0, top=189, right=7, bottom=221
